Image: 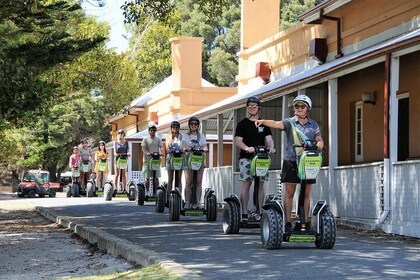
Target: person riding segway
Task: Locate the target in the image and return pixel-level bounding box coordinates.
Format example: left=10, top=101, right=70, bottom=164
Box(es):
left=222, top=97, right=275, bottom=234
left=168, top=117, right=217, bottom=222
left=156, top=121, right=184, bottom=213
left=137, top=124, right=164, bottom=205
left=256, top=95, right=336, bottom=249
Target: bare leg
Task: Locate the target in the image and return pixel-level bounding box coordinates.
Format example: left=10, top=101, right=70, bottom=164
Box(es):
left=184, top=170, right=193, bottom=207
left=284, top=183, right=297, bottom=223
left=240, top=180, right=252, bottom=214
left=114, top=166, right=119, bottom=190
left=196, top=170, right=204, bottom=207
left=303, top=184, right=312, bottom=223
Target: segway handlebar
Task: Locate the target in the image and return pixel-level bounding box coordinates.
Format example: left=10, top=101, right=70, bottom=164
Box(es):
left=292, top=139, right=320, bottom=151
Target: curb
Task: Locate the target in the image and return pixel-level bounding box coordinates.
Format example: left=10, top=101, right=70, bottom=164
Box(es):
left=36, top=206, right=202, bottom=280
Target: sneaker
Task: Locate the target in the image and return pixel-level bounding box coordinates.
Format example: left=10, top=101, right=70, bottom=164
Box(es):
left=194, top=202, right=202, bottom=209
left=294, top=222, right=301, bottom=231
left=184, top=202, right=191, bottom=209
left=303, top=222, right=311, bottom=231
left=285, top=222, right=292, bottom=232
left=242, top=213, right=249, bottom=222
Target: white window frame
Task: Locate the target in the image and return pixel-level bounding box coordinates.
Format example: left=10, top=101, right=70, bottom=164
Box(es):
left=355, top=101, right=363, bottom=162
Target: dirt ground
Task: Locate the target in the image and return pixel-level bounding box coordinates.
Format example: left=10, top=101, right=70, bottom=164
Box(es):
left=0, top=192, right=136, bottom=280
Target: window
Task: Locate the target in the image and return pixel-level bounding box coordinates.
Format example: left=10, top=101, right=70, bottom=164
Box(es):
left=355, top=101, right=363, bottom=162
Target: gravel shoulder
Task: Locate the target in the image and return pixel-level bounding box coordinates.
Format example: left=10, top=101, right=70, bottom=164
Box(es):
left=0, top=192, right=135, bottom=280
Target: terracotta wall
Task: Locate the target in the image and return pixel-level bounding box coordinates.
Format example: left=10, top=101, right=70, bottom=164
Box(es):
left=400, top=51, right=420, bottom=158
left=338, top=63, right=385, bottom=165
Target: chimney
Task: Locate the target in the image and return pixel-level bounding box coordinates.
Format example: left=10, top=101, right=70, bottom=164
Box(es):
left=241, top=0, right=280, bottom=50
left=170, top=37, right=203, bottom=89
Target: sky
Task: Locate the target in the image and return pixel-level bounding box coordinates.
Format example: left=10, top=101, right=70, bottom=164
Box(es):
left=81, top=0, right=131, bottom=53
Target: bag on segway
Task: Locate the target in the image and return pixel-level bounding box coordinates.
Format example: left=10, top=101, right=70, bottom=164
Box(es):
left=250, top=148, right=271, bottom=177
left=97, top=159, right=108, bottom=172
left=187, top=151, right=204, bottom=171
left=72, top=168, right=80, bottom=178
left=297, top=150, right=322, bottom=180
left=81, top=161, right=91, bottom=173
left=116, top=157, right=128, bottom=169
left=169, top=150, right=183, bottom=170
left=149, top=154, right=162, bottom=171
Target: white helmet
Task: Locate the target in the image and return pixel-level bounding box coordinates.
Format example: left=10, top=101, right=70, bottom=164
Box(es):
left=293, top=95, right=312, bottom=110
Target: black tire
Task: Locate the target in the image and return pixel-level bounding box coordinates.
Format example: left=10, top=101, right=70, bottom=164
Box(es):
left=169, top=193, right=180, bottom=221
left=86, top=182, right=94, bottom=197
left=315, top=210, right=337, bottom=249
left=66, top=185, right=72, bottom=197
left=72, top=183, right=80, bottom=197
left=27, top=190, right=36, bottom=198
left=222, top=200, right=240, bottom=234
left=49, top=189, right=56, bottom=198
left=104, top=182, right=113, bottom=201
left=128, top=184, right=136, bottom=201
left=136, top=184, right=146, bottom=206
left=155, top=189, right=165, bottom=213
left=206, top=194, right=217, bottom=221
left=261, top=208, right=283, bottom=249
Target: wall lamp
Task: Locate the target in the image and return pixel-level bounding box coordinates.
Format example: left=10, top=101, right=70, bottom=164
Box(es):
left=362, top=91, right=376, bottom=105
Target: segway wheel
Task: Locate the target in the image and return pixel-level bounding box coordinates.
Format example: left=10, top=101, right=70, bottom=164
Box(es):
left=205, top=194, right=217, bottom=222
left=66, top=185, right=72, bottom=197
left=72, top=183, right=80, bottom=197
left=222, top=200, right=240, bottom=234
left=104, top=182, right=113, bottom=201
left=136, top=183, right=146, bottom=206
left=155, top=189, right=165, bottom=213
left=315, top=210, right=337, bottom=249
left=169, top=193, right=180, bottom=221
left=86, top=182, right=94, bottom=197
left=261, top=208, right=283, bottom=249
left=128, top=183, right=136, bottom=201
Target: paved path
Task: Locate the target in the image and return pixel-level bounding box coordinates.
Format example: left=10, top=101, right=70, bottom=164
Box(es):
left=15, top=196, right=420, bottom=279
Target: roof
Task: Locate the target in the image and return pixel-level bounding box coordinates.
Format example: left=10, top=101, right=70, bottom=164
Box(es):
left=130, top=75, right=215, bottom=107
left=125, top=129, right=233, bottom=142
left=180, top=28, right=420, bottom=121
left=108, top=75, right=216, bottom=122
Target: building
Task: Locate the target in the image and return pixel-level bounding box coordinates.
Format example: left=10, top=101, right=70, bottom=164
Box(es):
left=193, top=0, right=419, bottom=237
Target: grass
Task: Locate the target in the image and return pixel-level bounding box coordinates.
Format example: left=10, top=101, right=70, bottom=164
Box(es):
left=67, top=264, right=181, bottom=280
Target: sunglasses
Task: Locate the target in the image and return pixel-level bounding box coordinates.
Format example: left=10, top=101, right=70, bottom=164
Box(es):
left=118, top=132, right=124, bottom=134
left=294, top=104, right=307, bottom=109
left=190, top=122, right=199, bottom=126
left=149, top=129, right=156, bottom=132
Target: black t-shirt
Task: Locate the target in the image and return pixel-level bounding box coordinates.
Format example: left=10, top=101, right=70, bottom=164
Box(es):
left=235, top=117, right=272, bottom=159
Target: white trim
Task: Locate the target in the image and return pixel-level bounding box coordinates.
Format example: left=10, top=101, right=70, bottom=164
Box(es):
left=397, top=92, right=409, bottom=99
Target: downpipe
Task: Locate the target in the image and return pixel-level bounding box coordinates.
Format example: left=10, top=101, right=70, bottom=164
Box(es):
left=379, top=158, right=391, bottom=223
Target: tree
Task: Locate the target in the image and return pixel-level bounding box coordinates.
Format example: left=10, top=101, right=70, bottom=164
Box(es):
left=0, top=0, right=107, bottom=129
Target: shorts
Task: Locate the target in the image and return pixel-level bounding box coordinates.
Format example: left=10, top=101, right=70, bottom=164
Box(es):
left=143, top=160, right=161, bottom=178
left=281, top=160, right=316, bottom=184
left=239, top=158, right=269, bottom=182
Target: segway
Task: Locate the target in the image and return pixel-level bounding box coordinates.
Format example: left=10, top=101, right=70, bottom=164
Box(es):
left=78, top=160, right=93, bottom=196
left=156, top=148, right=183, bottom=213
left=96, top=158, right=107, bottom=192
left=85, top=172, right=96, bottom=197
left=260, top=139, right=336, bottom=249
left=222, top=146, right=271, bottom=234
left=136, top=152, right=161, bottom=205
left=66, top=167, right=80, bottom=197
left=168, top=147, right=217, bottom=221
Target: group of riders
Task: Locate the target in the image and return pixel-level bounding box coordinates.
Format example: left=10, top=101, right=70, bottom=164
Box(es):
left=67, top=95, right=324, bottom=231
